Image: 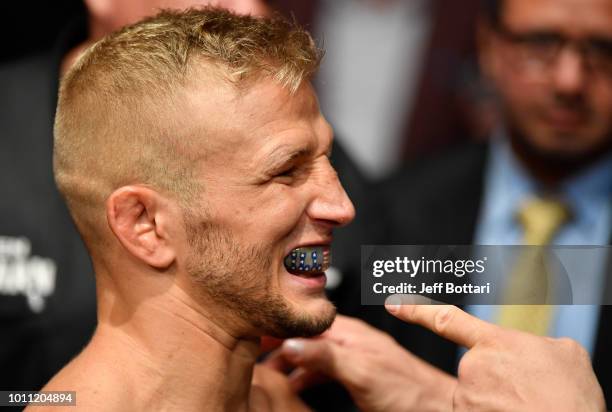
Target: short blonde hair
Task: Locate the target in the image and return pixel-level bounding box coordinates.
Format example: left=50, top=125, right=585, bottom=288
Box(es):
left=54, top=7, right=322, bottom=250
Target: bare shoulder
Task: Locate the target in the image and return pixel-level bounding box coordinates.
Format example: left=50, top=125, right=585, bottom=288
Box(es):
left=28, top=345, right=134, bottom=412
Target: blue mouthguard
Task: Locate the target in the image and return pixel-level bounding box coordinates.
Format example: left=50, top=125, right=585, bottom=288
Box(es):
left=283, top=246, right=330, bottom=274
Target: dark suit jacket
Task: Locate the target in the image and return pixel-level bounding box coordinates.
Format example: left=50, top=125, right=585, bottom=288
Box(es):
left=369, top=142, right=612, bottom=406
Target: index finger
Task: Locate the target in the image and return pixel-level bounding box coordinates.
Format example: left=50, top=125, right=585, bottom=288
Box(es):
left=385, top=295, right=499, bottom=348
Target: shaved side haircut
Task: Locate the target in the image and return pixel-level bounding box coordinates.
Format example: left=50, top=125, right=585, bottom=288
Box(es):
left=54, top=8, right=322, bottom=256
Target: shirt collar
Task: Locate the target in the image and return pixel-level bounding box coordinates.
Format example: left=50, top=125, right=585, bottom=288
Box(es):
left=487, top=129, right=612, bottom=230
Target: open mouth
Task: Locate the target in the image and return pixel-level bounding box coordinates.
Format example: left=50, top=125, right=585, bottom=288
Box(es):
left=283, top=246, right=331, bottom=277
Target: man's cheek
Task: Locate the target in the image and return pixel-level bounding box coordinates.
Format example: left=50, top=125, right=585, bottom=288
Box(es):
left=590, top=98, right=612, bottom=134
left=270, top=192, right=304, bottom=218
left=507, top=89, right=544, bottom=130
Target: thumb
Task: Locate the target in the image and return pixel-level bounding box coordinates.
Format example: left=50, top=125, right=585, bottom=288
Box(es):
left=288, top=367, right=331, bottom=392
left=281, top=339, right=351, bottom=383
left=262, top=348, right=296, bottom=374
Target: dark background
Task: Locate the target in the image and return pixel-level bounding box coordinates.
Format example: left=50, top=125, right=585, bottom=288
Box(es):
left=1, top=2, right=85, bottom=63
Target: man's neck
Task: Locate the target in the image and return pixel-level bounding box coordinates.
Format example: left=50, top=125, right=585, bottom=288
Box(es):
left=108, top=288, right=258, bottom=410
left=48, top=281, right=261, bottom=412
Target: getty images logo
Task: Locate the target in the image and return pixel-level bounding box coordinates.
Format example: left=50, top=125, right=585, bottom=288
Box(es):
left=0, top=236, right=56, bottom=313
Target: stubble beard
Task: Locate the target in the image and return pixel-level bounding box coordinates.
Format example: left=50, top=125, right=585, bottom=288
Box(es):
left=183, top=212, right=335, bottom=338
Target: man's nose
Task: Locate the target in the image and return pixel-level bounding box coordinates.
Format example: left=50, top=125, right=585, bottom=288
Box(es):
left=552, top=47, right=587, bottom=96
left=306, top=161, right=356, bottom=228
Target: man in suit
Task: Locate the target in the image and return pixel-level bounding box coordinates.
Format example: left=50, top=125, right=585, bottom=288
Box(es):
left=275, top=0, right=612, bottom=409
left=378, top=0, right=612, bottom=404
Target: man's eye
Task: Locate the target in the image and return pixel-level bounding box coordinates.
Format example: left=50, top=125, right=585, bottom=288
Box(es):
left=588, top=39, right=612, bottom=59
left=274, top=166, right=297, bottom=179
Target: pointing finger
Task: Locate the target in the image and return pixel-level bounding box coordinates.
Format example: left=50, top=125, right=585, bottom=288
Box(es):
left=385, top=295, right=498, bottom=348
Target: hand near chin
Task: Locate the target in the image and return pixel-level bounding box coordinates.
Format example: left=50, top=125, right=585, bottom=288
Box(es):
left=385, top=302, right=606, bottom=412
left=273, top=315, right=457, bottom=412
left=250, top=364, right=312, bottom=412
left=270, top=306, right=606, bottom=412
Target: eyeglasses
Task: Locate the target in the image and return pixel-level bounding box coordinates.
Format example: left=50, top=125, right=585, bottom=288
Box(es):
left=495, top=23, right=612, bottom=77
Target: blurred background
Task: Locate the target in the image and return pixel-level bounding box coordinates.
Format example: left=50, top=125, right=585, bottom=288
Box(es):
left=2, top=0, right=492, bottom=180
left=3, top=0, right=612, bottom=408
left=2, top=2, right=86, bottom=63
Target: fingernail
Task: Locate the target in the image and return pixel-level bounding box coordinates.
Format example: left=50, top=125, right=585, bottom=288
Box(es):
left=282, top=339, right=304, bottom=356
left=385, top=295, right=401, bottom=314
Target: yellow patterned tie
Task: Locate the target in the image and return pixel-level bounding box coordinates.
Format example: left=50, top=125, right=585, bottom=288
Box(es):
left=496, top=198, right=571, bottom=335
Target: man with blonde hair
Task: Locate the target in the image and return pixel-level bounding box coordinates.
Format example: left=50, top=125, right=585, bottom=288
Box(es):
left=34, top=8, right=354, bottom=411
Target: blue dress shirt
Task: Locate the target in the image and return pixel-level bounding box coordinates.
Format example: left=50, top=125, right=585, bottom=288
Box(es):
left=467, top=133, right=612, bottom=354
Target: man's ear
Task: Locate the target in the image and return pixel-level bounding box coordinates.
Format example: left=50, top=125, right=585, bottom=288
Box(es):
left=106, top=186, right=176, bottom=269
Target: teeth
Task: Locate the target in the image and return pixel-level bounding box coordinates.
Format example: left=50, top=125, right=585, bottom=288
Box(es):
left=284, top=246, right=330, bottom=275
